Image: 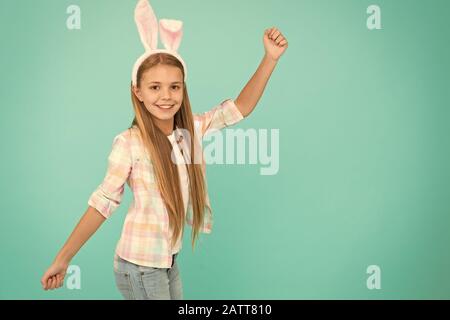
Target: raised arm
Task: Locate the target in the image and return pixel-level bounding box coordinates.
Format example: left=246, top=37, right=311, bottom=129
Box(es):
left=235, top=27, right=288, bottom=118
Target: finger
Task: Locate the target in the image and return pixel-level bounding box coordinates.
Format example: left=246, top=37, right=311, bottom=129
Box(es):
left=279, top=39, right=288, bottom=46
left=55, top=275, right=61, bottom=288
left=46, top=278, right=52, bottom=290
left=41, top=270, right=52, bottom=288
left=41, top=275, right=48, bottom=289
left=275, top=35, right=285, bottom=45
left=50, top=276, right=57, bottom=290
left=53, top=277, right=59, bottom=290
left=269, top=27, right=277, bottom=38
left=53, top=276, right=59, bottom=289
left=270, top=30, right=277, bottom=39
left=58, top=275, right=64, bottom=288
left=271, top=30, right=281, bottom=39
left=271, top=33, right=281, bottom=43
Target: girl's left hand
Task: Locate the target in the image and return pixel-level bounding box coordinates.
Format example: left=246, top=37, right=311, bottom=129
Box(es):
left=263, top=27, right=288, bottom=62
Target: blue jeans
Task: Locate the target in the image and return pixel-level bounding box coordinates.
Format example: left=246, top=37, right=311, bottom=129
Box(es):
left=113, top=253, right=183, bottom=300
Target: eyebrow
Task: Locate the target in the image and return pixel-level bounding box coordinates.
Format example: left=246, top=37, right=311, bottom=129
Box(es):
left=147, top=81, right=183, bottom=85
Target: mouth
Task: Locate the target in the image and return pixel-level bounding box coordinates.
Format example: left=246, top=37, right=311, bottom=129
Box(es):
left=155, top=104, right=175, bottom=110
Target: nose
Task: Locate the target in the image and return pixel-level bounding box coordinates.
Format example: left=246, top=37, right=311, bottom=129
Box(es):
left=160, top=87, right=171, bottom=100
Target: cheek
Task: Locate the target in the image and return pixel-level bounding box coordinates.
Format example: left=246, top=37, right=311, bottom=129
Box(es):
left=173, top=104, right=183, bottom=113
left=141, top=93, right=157, bottom=104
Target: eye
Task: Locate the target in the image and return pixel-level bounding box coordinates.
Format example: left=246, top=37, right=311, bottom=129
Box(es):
left=149, top=85, right=180, bottom=90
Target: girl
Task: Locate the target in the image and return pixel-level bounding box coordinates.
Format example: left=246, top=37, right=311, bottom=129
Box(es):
left=41, top=0, right=288, bottom=299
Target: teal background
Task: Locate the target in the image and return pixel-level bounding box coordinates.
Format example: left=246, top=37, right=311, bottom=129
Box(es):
left=1, top=0, right=449, bottom=299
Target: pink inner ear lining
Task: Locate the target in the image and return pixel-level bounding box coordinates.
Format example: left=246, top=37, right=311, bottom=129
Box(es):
left=159, top=20, right=183, bottom=51
left=161, top=29, right=181, bottom=49
left=137, top=18, right=155, bottom=48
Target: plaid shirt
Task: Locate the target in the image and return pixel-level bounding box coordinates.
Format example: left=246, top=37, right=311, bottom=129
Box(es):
left=88, top=99, right=244, bottom=268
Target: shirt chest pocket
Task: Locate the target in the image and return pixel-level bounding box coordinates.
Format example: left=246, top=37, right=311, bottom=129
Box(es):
left=132, top=155, right=157, bottom=190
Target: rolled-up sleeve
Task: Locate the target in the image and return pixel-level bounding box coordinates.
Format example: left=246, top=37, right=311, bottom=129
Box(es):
left=88, top=133, right=132, bottom=219
left=194, top=99, right=244, bottom=137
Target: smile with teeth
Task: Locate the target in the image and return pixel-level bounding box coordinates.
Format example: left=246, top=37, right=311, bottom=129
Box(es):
left=155, top=104, right=175, bottom=110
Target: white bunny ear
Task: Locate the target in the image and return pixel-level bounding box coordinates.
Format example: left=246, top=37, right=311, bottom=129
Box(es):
left=134, top=0, right=158, bottom=51
left=159, top=19, right=183, bottom=51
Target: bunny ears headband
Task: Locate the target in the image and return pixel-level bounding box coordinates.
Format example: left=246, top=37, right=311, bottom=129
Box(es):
left=131, top=0, right=187, bottom=87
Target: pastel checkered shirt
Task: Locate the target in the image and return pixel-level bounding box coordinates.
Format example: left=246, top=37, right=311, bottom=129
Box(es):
left=88, top=99, right=244, bottom=268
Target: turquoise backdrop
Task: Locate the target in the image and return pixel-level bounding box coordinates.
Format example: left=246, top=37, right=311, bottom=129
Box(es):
left=0, top=0, right=449, bottom=299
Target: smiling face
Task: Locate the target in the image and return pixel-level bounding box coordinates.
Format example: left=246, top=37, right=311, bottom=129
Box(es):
left=133, top=64, right=184, bottom=135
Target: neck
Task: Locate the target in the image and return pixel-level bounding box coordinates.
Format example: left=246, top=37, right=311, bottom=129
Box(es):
left=152, top=117, right=175, bottom=136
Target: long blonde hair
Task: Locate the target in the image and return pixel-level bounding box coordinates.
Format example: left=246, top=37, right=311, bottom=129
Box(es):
left=129, top=53, right=207, bottom=250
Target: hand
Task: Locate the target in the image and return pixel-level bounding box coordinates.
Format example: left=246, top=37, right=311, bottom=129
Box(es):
left=263, top=27, right=288, bottom=62
left=41, top=259, right=69, bottom=291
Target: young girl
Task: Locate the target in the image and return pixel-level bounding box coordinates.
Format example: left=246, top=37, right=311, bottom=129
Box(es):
left=41, top=0, right=288, bottom=299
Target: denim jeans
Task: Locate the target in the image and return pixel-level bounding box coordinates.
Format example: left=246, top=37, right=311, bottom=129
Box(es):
left=113, top=253, right=183, bottom=300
